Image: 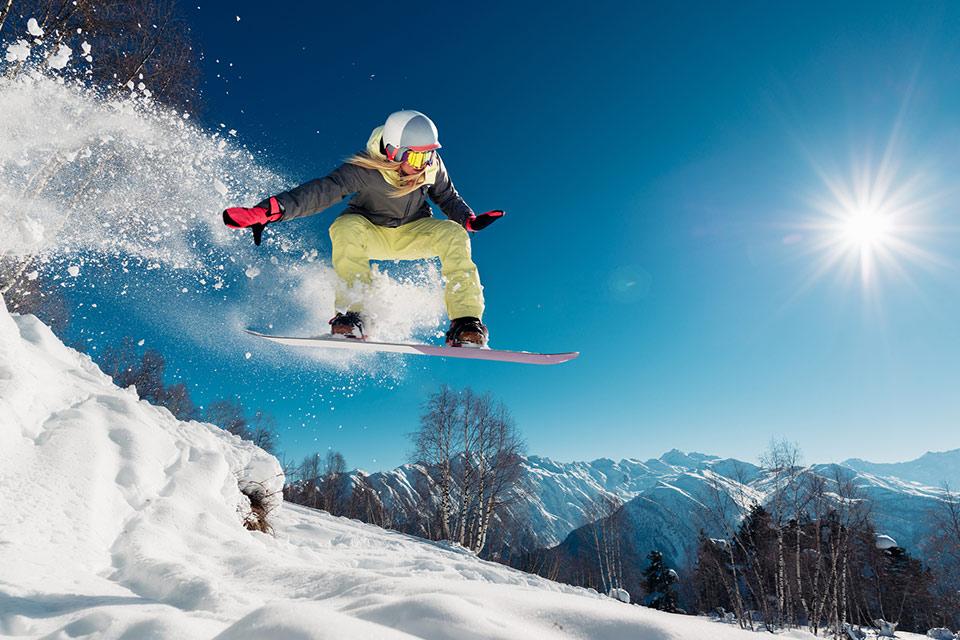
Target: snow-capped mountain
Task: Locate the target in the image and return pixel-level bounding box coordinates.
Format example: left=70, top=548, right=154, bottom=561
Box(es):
left=353, top=449, right=763, bottom=551
left=356, top=449, right=950, bottom=569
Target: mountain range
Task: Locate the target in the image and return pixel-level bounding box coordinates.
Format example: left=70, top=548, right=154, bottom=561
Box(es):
left=353, top=447, right=956, bottom=571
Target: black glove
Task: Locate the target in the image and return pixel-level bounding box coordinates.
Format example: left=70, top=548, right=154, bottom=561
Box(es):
left=465, top=210, right=504, bottom=232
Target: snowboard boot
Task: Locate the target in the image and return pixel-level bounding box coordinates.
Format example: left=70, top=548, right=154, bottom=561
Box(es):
left=329, top=311, right=364, bottom=339
left=445, top=316, right=488, bottom=348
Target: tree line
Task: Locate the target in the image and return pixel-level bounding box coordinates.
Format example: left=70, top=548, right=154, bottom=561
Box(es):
left=689, top=442, right=960, bottom=635
left=282, top=405, right=960, bottom=636
left=493, top=439, right=960, bottom=635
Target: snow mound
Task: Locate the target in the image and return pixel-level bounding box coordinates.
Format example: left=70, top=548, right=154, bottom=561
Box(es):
left=609, top=587, right=631, bottom=604
left=1, top=299, right=815, bottom=638
left=875, top=534, right=899, bottom=550
left=0, top=297, right=282, bottom=630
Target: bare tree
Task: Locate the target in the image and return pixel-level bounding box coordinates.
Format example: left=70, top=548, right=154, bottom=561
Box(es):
left=248, top=411, right=277, bottom=454
left=0, top=0, right=15, bottom=34
left=100, top=336, right=139, bottom=386
left=698, top=469, right=751, bottom=627
left=584, top=492, right=625, bottom=595
left=347, top=473, right=390, bottom=528
left=320, top=450, right=348, bottom=516
left=472, top=398, right=525, bottom=554
left=98, top=344, right=196, bottom=420
left=289, top=453, right=322, bottom=510
left=0, top=267, right=70, bottom=333
left=453, top=390, right=478, bottom=548
left=159, top=382, right=196, bottom=420
left=413, top=385, right=458, bottom=540
left=760, top=439, right=807, bottom=627
left=204, top=399, right=249, bottom=440
left=410, top=387, right=525, bottom=555
left=3, top=0, right=200, bottom=109
left=925, top=486, right=960, bottom=628
left=927, top=486, right=960, bottom=571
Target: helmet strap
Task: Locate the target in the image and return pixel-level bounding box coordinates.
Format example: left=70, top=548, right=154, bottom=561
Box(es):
left=381, top=139, right=400, bottom=162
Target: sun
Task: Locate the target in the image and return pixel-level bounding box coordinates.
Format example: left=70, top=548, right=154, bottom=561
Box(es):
left=841, top=208, right=892, bottom=249
left=834, top=205, right=897, bottom=284
left=792, top=149, right=945, bottom=295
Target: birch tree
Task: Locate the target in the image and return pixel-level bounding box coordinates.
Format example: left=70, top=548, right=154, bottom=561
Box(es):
left=760, top=439, right=806, bottom=627
left=410, top=386, right=525, bottom=554
left=413, top=385, right=458, bottom=540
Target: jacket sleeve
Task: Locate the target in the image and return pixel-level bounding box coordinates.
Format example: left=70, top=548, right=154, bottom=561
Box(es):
left=427, top=156, right=475, bottom=226
left=262, top=163, right=368, bottom=221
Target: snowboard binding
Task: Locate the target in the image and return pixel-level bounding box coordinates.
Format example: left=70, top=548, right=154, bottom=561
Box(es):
left=445, top=316, right=488, bottom=348
left=329, top=311, right=365, bottom=340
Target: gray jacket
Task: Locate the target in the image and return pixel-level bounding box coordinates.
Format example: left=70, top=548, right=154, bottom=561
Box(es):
left=277, top=154, right=474, bottom=227
left=267, top=153, right=475, bottom=229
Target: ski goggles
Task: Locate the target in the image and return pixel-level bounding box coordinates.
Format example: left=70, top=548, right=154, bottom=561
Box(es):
left=385, top=144, right=437, bottom=169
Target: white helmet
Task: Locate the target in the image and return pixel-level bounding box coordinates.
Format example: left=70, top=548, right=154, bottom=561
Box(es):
left=381, top=110, right=441, bottom=161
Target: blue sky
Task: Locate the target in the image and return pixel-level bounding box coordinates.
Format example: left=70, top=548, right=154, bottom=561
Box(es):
left=69, top=1, right=960, bottom=470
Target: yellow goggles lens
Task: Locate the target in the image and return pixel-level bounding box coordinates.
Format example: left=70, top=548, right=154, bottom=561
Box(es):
left=403, top=149, right=432, bottom=169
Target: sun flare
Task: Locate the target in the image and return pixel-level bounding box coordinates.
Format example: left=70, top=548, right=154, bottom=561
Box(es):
left=793, top=148, right=945, bottom=295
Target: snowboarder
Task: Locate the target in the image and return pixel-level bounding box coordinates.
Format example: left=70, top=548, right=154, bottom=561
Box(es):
left=223, top=110, right=503, bottom=347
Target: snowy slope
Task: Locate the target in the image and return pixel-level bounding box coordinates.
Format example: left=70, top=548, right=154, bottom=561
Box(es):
left=0, top=299, right=819, bottom=639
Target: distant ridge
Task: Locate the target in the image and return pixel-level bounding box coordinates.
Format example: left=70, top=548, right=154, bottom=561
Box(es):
left=842, top=448, right=960, bottom=490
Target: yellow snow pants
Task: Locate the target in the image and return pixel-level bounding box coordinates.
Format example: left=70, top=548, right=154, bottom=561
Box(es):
left=329, top=214, right=485, bottom=320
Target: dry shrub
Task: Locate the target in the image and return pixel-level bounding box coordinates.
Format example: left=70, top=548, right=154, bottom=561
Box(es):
left=239, top=480, right=275, bottom=535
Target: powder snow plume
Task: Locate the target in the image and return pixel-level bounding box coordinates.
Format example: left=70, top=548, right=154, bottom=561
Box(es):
left=0, top=71, right=276, bottom=266
left=0, top=59, right=445, bottom=374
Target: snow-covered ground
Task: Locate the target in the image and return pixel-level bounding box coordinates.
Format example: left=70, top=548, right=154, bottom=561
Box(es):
left=1, top=300, right=938, bottom=640
left=1, top=300, right=882, bottom=640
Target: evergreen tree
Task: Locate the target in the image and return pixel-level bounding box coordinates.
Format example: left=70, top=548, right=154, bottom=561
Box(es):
left=643, top=550, right=681, bottom=613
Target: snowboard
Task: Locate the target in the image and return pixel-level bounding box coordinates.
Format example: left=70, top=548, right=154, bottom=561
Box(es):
left=244, top=329, right=579, bottom=365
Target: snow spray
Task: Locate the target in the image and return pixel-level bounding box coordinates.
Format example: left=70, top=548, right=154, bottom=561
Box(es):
left=0, top=48, right=445, bottom=375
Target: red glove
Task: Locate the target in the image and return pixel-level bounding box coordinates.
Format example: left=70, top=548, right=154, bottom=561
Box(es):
left=223, top=196, right=283, bottom=246
left=465, top=209, right=504, bottom=232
